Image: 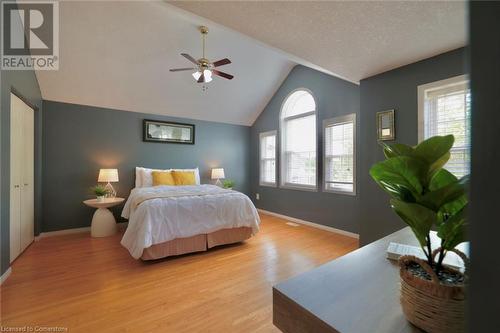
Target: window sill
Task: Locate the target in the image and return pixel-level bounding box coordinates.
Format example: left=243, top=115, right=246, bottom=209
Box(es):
left=324, top=188, right=357, bottom=196
left=280, top=184, right=318, bottom=192
left=259, top=182, right=277, bottom=188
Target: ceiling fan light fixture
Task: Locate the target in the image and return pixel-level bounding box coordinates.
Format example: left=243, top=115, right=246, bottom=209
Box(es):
left=170, top=26, right=233, bottom=83
left=192, top=70, right=213, bottom=83
left=192, top=71, right=202, bottom=81
left=203, top=69, right=212, bottom=81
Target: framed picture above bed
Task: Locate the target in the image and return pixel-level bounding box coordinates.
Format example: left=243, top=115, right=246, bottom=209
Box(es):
left=143, top=119, right=195, bottom=144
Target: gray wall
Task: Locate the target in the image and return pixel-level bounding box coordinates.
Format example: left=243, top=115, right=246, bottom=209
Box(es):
left=250, top=65, right=361, bottom=233
left=42, top=100, right=250, bottom=232
left=358, top=48, right=467, bottom=245
left=469, top=2, right=500, bottom=331
left=1, top=29, right=43, bottom=276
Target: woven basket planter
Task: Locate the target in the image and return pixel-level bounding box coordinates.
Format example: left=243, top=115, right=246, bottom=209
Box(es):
left=399, top=248, right=468, bottom=333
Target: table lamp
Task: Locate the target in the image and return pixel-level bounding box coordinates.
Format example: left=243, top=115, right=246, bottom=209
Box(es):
left=98, top=168, right=119, bottom=197
left=211, top=168, right=225, bottom=186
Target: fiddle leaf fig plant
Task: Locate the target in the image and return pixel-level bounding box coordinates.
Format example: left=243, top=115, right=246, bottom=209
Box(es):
left=370, top=135, right=468, bottom=273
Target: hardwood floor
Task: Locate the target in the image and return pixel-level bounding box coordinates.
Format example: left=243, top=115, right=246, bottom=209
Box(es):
left=0, top=213, right=358, bottom=332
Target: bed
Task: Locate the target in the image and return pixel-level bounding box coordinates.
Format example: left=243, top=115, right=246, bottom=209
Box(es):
left=120, top=182, right=260, bottom=260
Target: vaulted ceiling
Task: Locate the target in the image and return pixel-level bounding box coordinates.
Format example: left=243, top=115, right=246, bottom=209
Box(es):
left=35, top=1, right=295, bottom=126
left=36, top=1, right=466, bottom=126
left=170, top=0, right=467, bottom=82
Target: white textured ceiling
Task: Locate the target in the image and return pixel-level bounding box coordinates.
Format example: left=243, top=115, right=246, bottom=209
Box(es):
left=170, top=0, right=467, bottom=82
left=36, top=1, right=295, bottom=126
left=37, top=1, right=466, bottom=126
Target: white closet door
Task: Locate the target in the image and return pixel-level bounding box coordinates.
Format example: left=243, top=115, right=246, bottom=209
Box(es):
left=9, top=93, right=35, bottom=262
left=21, top=103, right=35, bottom=250
left=10, top=94, right=23, bottom=262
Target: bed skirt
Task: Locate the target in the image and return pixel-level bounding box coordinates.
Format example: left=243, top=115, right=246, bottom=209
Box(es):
left=140, top=226, right=253, bottom=260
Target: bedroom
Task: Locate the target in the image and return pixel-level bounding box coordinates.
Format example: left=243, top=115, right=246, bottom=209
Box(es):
left=1, top=1, right=498, bottom=332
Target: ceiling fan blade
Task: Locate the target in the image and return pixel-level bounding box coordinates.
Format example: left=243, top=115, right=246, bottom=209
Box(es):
left=169, top=67, right=196, bottom=72
left=197, top=73, right=205, bottom=83
left=212, top=58, right=231, bottom=67
left=212, top=70, right=234, bottom=80
left=181, top=53, right=199, bottom=65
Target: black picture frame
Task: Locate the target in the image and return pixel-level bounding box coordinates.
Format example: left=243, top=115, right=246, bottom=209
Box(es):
left=143, top=119, right=195, bottom=144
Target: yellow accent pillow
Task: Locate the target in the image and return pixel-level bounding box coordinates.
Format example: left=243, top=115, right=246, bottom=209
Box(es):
left=172, top=171, right=196, bottom=185
left=152, top=171, right=176, bottom=186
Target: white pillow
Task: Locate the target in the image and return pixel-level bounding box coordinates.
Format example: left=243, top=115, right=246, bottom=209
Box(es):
left=136, top=167, right=200, bottom=187
left=135, top=167, right=143, bottom=188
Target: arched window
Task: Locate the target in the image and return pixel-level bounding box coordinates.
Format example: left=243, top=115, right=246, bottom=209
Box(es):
left=280, top=89, right=317, bottom=189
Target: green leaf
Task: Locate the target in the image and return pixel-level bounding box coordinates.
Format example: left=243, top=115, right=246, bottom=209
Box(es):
left=428, top=152, right=451, bottom=180
left=420, top=176, right=469, bottom=211
left=429, top=169, right=458, bottom=191
left=381, top=142, right=414, bottom=159
left=437, top=204, right=468, bottom=250
left=414, top=135, right=455, bottom=165
left=414, top=135, right=454, bottom=183
left=438, top=194, right=468, bottom=223
left=370, top=156, right=425, bottom=201
left=391, top=199, right=436, bottom=247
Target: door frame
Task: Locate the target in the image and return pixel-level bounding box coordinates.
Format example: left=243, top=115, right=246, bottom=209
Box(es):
left=11, top=88, right=39, bottom=113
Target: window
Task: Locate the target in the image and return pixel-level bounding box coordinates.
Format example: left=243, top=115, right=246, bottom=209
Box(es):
left=323, top=114, right=356, bottom=194
left=280, top=89, right=317, bottom=190
left=259, top=130, right=277, bottom=186
left=418, top=75, right=470, bottom=178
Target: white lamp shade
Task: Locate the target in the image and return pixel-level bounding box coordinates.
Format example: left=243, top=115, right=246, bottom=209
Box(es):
left=98, top=169, right=119, bottom=182
left=211, top=168, right=225, bottom=180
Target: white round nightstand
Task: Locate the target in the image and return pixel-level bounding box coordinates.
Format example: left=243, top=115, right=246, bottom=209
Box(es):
left=83, top=197, right=125, bottom=237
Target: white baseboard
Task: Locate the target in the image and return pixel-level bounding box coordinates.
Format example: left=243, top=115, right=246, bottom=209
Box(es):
left=257, top=208, right=359, bottom=239
left=1, top=267, right=12, bottom=285
left=35, top=222, right=128, bottom=240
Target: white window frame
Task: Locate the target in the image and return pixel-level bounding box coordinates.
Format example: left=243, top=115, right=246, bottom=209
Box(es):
left=323, top=113, right=356, bottom=195
left=259, top=130, right=277, bottom=187
left=279, top=88, right=318, bottom=192
left=417, top=74, right=470, bottom=177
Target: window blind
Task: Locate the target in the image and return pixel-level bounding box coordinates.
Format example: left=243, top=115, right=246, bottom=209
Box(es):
left=423, top=80, right=470, bottom=178
left=324, top=114, right=355, bottom=193
left=281, top=90, right=317, bottom=188
left=259, top=131, right=276, bottom=185
left=283, top=114, right=316, bottom=186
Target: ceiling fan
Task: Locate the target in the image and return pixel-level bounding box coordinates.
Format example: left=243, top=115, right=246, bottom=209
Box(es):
left=169, top=26, right=234, bottom=83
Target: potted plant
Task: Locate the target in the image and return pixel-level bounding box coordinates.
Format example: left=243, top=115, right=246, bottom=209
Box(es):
left=91, top=185, right=108, bottom=202
left=370, top=135, right=468, bottom=333
left=222, top=179, right=235, bottom=190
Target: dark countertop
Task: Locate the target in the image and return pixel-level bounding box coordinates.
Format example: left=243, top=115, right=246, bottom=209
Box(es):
left=273, top=227, right=467, bottom=333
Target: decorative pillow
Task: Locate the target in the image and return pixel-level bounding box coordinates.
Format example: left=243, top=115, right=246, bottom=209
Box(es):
left=137, top=167, right=201, bottom=187
left=152, top=171, right=176, bottom=186
left=137, top=167, right=169, bottom=188
left=171, top=168, right=201, bottom=185
left=172, top=171, right=196, bottom=185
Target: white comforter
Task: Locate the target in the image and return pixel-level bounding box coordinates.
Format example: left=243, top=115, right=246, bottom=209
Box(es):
left=121, top=184, right=260, bottom=259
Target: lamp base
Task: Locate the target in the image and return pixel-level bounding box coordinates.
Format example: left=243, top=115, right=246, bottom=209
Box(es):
left=215, top=179, right=222, bottom=187
left=104, top=182, right=116, bottom=198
